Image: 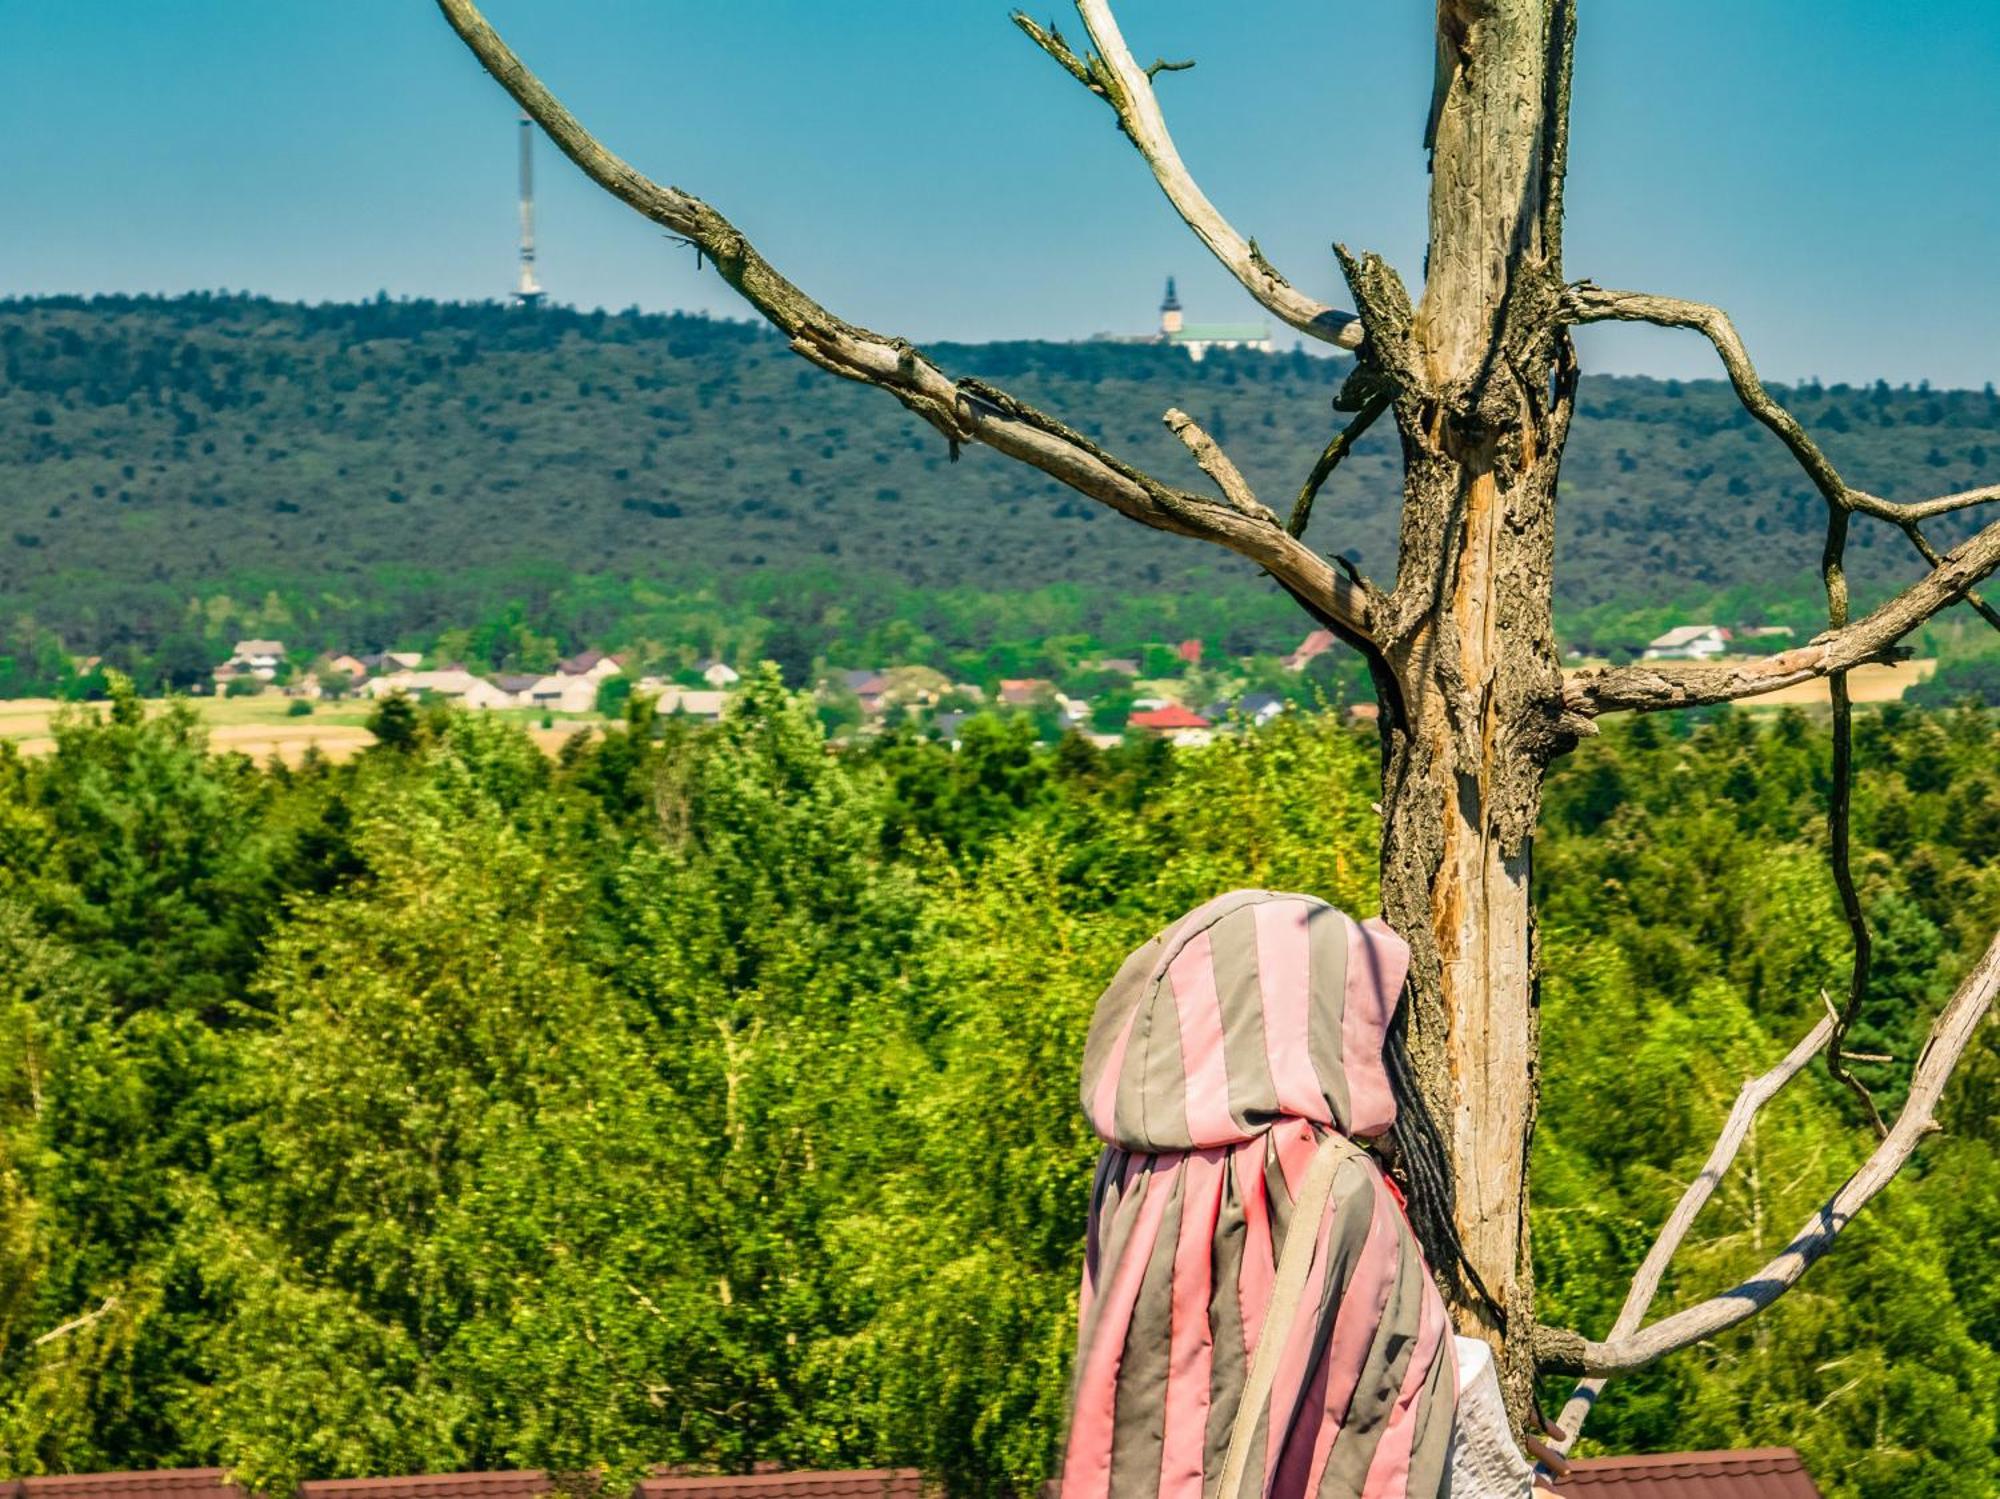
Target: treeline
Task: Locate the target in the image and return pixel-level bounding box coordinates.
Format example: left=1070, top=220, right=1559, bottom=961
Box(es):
left=2, top=294, right=1997, bottom=696
left=0, top=681, right=1995, bottom=1496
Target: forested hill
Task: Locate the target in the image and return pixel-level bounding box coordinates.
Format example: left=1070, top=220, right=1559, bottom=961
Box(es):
left=2, top=293, right=1996, bottom=675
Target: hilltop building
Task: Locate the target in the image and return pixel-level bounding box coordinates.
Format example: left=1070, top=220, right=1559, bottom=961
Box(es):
left=1157, top=276, right=1272, bottom=361
left=514, top=114, right=543, bottom=308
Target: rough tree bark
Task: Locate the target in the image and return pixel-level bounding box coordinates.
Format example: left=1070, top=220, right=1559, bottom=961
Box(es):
left=436, top=0, right=2000, bottom=1453
left=1349, top=0, right=1579, bottom=1418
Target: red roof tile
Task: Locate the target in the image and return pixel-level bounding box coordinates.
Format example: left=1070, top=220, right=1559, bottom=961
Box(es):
left=1556, top=1447, right=1822, bottom=1497
left=297, top=1477, right=552, bottom=1499
left=13, top=1474, right=250, bottom=1499
left=5, top=1470, right=929, bottom=1499
left=636, top=1472, right=925, bottom=1499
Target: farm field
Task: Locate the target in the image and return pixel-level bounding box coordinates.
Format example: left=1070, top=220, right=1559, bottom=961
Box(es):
left=0, top=694, right=609, bottom=763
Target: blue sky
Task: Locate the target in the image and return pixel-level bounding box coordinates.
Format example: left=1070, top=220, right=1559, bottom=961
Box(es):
left=4, top=1, right=1995, bottom=387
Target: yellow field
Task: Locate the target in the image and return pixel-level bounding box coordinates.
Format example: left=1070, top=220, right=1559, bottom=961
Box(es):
left=0, top=695, right=609, bottom=764
left=1726, top=657, right=1934, bottom=708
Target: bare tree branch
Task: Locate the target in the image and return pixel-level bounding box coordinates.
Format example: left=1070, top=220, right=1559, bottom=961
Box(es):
left=433, top=0, right=1375, bottom=643
left=1861, top=482, right=2000, bottom=524
left=1163, top=408, right=1273, bottom=523
left=33, top=1295, right=119, bottom=1348
left=1537, top=926, right=2000, bottom=1378
left=1547, top=1016, right=1834, bottom=1451
left=1563, top=514, right=2000, bottom=714
left=1012, top=2, right=1362, bottom=350
left=1565, top=284, right=2000, bottom=534
left=1289, top=391, right=1392, bottom=539
left=1898, top=518, right=2000, bottom=633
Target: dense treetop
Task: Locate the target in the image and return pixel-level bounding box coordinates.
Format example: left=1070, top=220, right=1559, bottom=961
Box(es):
left=0, top=686, right=1994, bottom=1496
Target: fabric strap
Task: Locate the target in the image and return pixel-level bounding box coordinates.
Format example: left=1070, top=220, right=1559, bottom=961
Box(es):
left=1215, top=1130, right=1364, bottom=1499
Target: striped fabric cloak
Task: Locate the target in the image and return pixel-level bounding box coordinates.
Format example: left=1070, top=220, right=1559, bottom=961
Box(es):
left=1060, top=890, right=1457, bottom=1499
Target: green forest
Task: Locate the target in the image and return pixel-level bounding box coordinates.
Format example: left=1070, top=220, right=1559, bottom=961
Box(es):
left=4, top=294, right=2000, bottom=700
left=0, top=679, right=1994, bottom=1497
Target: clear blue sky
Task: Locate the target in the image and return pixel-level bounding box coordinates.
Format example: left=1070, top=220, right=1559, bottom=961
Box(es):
left=4, top=1, right=1995, bottom=388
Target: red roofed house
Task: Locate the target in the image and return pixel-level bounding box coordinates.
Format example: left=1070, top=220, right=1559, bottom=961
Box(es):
left=1555, top=1447, right=1822, bottom=1498
left=1284, top=629, right=1338, bottom=672
left=1175, top=638, right=1203, bottom=665
left=1128, top=703, right=1213, bottom=747
left=997, top=678, right=1055, bottom=707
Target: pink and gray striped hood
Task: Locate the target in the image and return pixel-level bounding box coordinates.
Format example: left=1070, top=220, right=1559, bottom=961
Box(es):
left=1080, top=890, right=1412, bottom=1150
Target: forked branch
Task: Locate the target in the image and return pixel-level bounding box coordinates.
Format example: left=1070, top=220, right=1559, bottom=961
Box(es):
left=1013, top=2, right=1362, bottom=349
left=433, top=0, right=1375, bottom=642
left=1537, top=926, right=2000, bottom=1377
left=1547, top=1014, right=1834, bottom=1450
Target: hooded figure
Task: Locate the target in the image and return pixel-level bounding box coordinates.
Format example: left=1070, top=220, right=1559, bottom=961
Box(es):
left=1061, top=890, right=1457, bottom=1499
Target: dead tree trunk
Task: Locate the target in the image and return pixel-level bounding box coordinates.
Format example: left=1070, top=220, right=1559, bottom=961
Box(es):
left=1349, top=0, right=1577, bottom=1413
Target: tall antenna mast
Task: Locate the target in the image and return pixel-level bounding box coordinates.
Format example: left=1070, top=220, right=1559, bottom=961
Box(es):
left=514, top=113, right=543, bottom=307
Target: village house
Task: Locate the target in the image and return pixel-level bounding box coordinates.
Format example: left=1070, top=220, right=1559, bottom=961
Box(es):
left=358, top=667, right=514, bottom=710
left=490, top=672, right=542, bottom=699
left=1205, top=692, right=1287, bottom=728
left=524, top=672, right=601, bottom=714
left=831, top=668, right=893, bottom=717
left=1127, top=702, right=1213, bottom=747
left=1082, top=657, right=1141, bottom=677
left=213, top=638, right=285, bottom=685
left=997, top=677, right=1057, bottom=708
left=698, top=660, right=741, bottom=688
left=1737, top=624, right=1797, bottom=646
left=558, top=649, right=622, bottom=683
left=359, top=650, right=425, bottom=674
left=1642, top=624, right=1733, bottom=661
left=1174, top=638, right=1204, bottom=666
left=654, top=686, right=729, bottom=722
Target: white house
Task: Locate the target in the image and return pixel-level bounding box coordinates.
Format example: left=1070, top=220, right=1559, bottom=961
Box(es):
left=460, top=679, right=519, bottom=711
left=1642, top=625, right=1733, bottom=661
left=360, top=668, right=491, bottom=703
left=699, top=660, right=741, bottom=688
left=216, top=638, right=285, bottom=683
left=526, top=673, right=601, bottom=714
left=656, top=687, right=729, bottom=722
left=558, top=650, right=622, bottom=684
